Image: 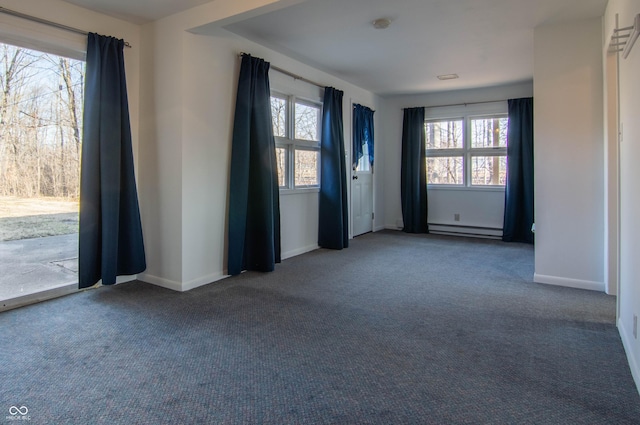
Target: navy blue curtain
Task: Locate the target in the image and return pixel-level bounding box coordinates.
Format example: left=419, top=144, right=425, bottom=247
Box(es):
left=503, top=97, right=534, bottom=243
left=319, top=87, right=349, bottom=249
left=79, top=33, right=146, bottom=289
left=228, top=54, right=281, bottom=275
left=401, top=107, right=428, bottom=234
left=352, top=104, right=375, bottom=169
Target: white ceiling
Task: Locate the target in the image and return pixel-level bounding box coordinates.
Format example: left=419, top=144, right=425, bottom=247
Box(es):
left=61, top=0, right=213, bottom=24
left=63, top=0, right=609, bottom=95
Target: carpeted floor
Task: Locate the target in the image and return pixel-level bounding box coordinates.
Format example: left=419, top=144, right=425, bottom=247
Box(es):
left=1, top=230, right=638, bottom=424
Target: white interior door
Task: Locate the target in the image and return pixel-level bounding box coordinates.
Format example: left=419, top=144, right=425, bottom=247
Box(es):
left=352, top=169, right=373, bottom=236
left=351, top=101, right=374, bottom=237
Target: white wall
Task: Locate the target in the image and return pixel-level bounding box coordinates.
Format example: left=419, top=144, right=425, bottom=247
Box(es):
left=533, top=19, right=605, bottom=292
left=604, top=0, right=640, bottom=394
left=137, top=1, right=380, bottom=291
left=379, top=82, right=533, bottom=232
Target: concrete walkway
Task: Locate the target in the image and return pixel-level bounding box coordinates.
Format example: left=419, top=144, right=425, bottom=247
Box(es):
left=0, top=233, right=78, bottom=302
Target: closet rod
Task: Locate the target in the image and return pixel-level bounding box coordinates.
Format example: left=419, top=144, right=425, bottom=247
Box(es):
left=0, top=6, right=131, bottom=48
left=238, top=52, right=325, bottom=89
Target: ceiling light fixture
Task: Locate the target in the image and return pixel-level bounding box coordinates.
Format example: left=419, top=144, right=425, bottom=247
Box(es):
left=372, top=18, right=391, bottom=29
left=437, top=74, right=459, bottom=81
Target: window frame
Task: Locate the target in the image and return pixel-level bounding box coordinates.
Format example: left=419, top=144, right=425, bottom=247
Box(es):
left=425, top=109, right=508, bottom=191
left=271, top=91, right=322, bottom=193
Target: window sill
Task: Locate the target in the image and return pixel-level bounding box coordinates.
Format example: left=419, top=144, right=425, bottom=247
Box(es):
left=279, top=187, right=320, bottom=196
left=427, top=185, right=505, bottom=193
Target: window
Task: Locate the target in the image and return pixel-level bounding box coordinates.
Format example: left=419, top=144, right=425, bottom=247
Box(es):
left=425, top=115, right=508, bottom=187
left=425, top=120, right=464, bottom=185
left=0, top=42, right=85, bottom=198
left=355, top=142, right=372, bottom=172
left=270, top=94, right=321, bottom=190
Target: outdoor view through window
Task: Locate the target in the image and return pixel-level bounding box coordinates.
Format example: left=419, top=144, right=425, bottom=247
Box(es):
left=271, top=94, right=321, bottom=189
left=0, top=41, right=84, bottom=306
left=425, top=116, right=508, bottom=186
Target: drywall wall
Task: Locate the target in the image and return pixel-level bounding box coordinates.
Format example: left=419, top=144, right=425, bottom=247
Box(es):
left=379, top=82, right=533, bottom=233
left=604, top=0, right=640, bottom=394
left=533, top=18, right=605, bottom=291
left=138, top=2, right=380, bottom=290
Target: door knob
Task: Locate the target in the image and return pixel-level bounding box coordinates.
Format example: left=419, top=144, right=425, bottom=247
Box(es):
left=352, top=175, right=359, bottom=180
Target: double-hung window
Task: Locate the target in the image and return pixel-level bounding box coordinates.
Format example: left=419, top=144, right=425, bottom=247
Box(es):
left=426, top=114, right=508, bottom=187
left=271, top=93, right=321, bottom=191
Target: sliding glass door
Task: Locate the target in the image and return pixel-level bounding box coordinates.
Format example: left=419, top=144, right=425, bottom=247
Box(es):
left=0, top=41, right=84, bottom=309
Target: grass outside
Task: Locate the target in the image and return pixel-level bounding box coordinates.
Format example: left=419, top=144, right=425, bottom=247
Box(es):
left=0, top=196, right=79, bottom=241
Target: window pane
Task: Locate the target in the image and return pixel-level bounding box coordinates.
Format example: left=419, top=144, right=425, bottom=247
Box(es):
left=295, top=102, right=320, bottom=141
left=271, top=97, right=287, bottom=138
left=355, top=142, right=371, bottom=172
left=276, top=147, right=287, bottom=187
left=295, top=149, right=319, bottom=186
left=471, top=156, right=507, bottom=185
left=425, top=120, right=463, bottom=149
left=471, top=117, right=508, bottom=148
left=427, top=157, right=463, bottom=185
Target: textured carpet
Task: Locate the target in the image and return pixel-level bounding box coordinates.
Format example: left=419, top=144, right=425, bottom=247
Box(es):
left=1, top=230, right=638, bottom=424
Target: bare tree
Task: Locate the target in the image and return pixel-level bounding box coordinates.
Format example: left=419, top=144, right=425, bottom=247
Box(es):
left=0, top=42, right=84, bottom=199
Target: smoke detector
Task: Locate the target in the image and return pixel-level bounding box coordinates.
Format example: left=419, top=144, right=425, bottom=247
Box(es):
left=372, top=18, right=391, bottom=29
left=437, top=74, right=459, bottom=81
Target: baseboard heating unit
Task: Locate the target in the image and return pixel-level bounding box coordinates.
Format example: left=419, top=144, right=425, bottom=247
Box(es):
left=428, top=223, right=503, bottom=240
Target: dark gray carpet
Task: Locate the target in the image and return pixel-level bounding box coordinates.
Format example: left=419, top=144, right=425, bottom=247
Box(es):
left=1, top=230, right=638, bottom=424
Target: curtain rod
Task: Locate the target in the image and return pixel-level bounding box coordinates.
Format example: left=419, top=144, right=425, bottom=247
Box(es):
left=238, top=52, right=324, bottom=89
left=0, top=6, right=132, bottom=48
left=415, top=99, right=507, bottom=110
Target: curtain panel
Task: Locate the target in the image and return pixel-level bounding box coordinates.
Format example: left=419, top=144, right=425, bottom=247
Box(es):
left=79, top=33, right=146, bottom=288
left=503, top=97, right=534, bottom=244
left=401, top=107, right=428, bottom=234
left=228, top=54, right=281, bottom=275
left=352, top=104, right=375, bottom=169
left=319, top=87, right=349, bottom=249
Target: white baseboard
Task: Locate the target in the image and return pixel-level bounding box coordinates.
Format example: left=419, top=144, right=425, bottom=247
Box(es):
left=115, top=275, right=137, bottom=284
left=282, top=244, right=318, bottom=260
left=182, top=273, right=229, bottom=292
left=137, top=273, right=183, bottom=291
left=374, top=225, right=386, bottom=232
left=618, top=318, right=640, bottom=396
left=138, top=272, right=229, bottom=292
left=533, top=273, right=605, bottom=292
